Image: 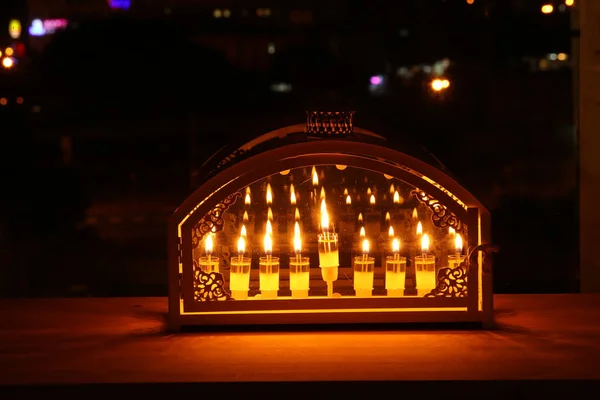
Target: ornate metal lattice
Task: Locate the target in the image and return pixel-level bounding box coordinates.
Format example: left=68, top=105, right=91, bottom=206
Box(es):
left=425, top=243, right=499, bottom=298
left=193, top=264, right=232, bottom=302
left=411, top=189, right=465, bottom=235
left=192, top=191, right=242, bottom=248
left=306, top=111, right=355, bottom=136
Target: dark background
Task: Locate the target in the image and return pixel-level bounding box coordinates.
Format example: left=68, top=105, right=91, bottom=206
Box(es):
left=0, top=0, right=577, bottom=297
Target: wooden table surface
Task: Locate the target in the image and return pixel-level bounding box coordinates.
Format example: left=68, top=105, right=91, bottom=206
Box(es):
left=1, top=294, right=599, bottom=393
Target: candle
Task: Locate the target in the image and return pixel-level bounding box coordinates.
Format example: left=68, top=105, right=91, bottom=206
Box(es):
left=354, top=237, right=375, bottom=297
left=267, top=207, right=273, bottom=221
left=386, top=237, right=407, bottom=297
left=317, top=198, right=339, bottom=297
left=290, top=189, right=297, bottom=205
left=259, top=231, right=280, bottom=299
left=198, top=233, right=219, bottom=273
left=295, top=208, right=300, bottom=221
left=266, top=183, right=273, bottom=204
left=412, top=208, right=418, bottom=220
left=312, top=167, right=319, bottom=186
left=290, top=221, right=310, bottom=299
left=243, top=211, right=249, bottom=223
left=415, top=233, right=436, bottom=295
left=358, top=213, right=363, bottom=223
left=344, top=188, right=349, bottom=196
left=448, top=234, right=465, bottom=269
left=449, top=226, right=456, bottom=236
left=367, top=187, right=372, bottom=196
left=245, top=193, right=251, bottom=205
left=266, top=220, right=273, bottom=236
left=230, top=236, right=251, bottom=300
left=388, top=226, right=394, bottom=238
left=346, top=195, right=351, bottom=205
left=389, top=184, right=395, bottom=195
left=240, top=224, right=247, bottom=238
left=416, top=221, right=423, bottom=236
left=320, top=187, right=326, bottom=200
left=370, top=194, right=376, bottom=205
left=393, top=191, right=402, bottom=204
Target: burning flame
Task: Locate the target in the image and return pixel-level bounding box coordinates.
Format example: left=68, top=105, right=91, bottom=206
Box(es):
left=389, top=184, right=395, bottom=194
left=267, top=207, right=273, bottom=221
left=367, top=187, right=372, bottom=195
left=241, top=224, right=247, bottom=237
left=360, top=226, right=365, bottom=237
left=320, top=198, right=329, bottom=231
left=412, top=208, right=418, bottom=219
left=312, top=167, right=319, bottom=186
left=344, top=188, right=349, bottom=196
left=237, top=236, right=245, bottom=254
left=455, top=234, right=463, bottom=254
left=266, top=220, right=273, bottom=236
left=243, top=211, right=249, bottom=222
left=246, top=187, right=251, bottom=195
left=370, top=194, right=376, bottom=205
left=205, top=234, right=213, bottom=255
left=264, top=233, right=272, bottom=255
left=385, top=212, right=391, bottom=221
left=295, top=208, right=300, bottom=221
left=392, top=238, right=400, bottom=253
left=449, top=227, right=456, bottom=235
left=358, top=213, right=363, bottom=222
left=388, top=226, right=394, bottom=237
left=266, top=183, right=273, bottom=204
left=362, top=239, right=370, bottom=254
left=416, top=221, right=423, bottom=235
left=294, top=222, right=301, bottom=253
left=290, top=183, right=295, bottom=193
left=245, top=193, right=251, bottom=205
left=393, top=191, right=400, bottom=204
left=290, top=190, right=296, bottom=205
left=320, top=187, right=326, bottom=199
left=346, top=195, right=351, bottom=205
left=421, top=234, right=430, bottom=254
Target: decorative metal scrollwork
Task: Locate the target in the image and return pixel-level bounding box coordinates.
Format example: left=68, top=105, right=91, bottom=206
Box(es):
left=411, top=189, right=465, bottom=235
left=192, top=191, right=242, bottom=248
left=193, top=263, right=232, bottom=302
left=425, top=243, right=500, bottom=298
left=306, top=111, right=355, bottom=136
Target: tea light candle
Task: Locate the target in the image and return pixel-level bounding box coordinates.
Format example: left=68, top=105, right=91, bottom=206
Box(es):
left=448, top=233, right=465, bottom=269
left=354, top=238, right=375, bottom=297
left=386, top=238, right=407, bottom=297
left=230, top=236, right=251, bottom=300
left=318, top=198, right=339, bottom=297
left=259, top=231, right=280, bottom=299
left=290, top=222, right=310, bottom=299
left=198, top=233, right=219, bottom=273
left=415, top=233, right=436, bottom=295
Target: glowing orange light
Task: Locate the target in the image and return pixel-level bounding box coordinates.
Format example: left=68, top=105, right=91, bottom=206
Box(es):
left=241, top=224, right=247, bottom=237
left=370, top=194, right=375, bottom=205
left=362, top=239, right=370, bottom=254
left=16, top=97, right=23, bottom=104
left=294, top=222, right=301, bottom=253
left=541, top=4, right=553, bottom=13
left=205, top=234, right=213, bottom=255
left=416, top=221, right=423, bottom=235
left=412, top=208, right=418, bottom=219
left=237, top=236, right=245, bottom=254
left=264, top=233, right=272, bottom=255
left=266, top=220, right=273, bottom=236
left=466, top=0, right=474, bottom=4
left=2, top=58, right=13, bottom=68
left=393, top=191, right=401, bottom=204
left=320, top=187, right=326, bottom=199
left=5, top=48, right=14, bottom=57
left=385, top=212, right=391, bottom=222
left=0, top=98, right=6, bottom=106
left=392, top=238, right=400, bottom=253
left=266, top=183, right=273, bottom=204
left=565, top=0, right=574, bottom=7
left=312, top=167, right=318, bottom=186
left=267, top=207, right=273, bottom=221
left=358, top=213, right=363, bottom=222
left=360, top=226, right=365, bottom=237
left=421, top=234, right=430, bottom=254
left=346, top=195, right=351, bottom=205
left=455, top=234, right=463, bottom=254
left=243, top=211, right=249, bottom=222
left=388, top=225, right=394, bottom=237
left=295, top=207, right=300, bottom=221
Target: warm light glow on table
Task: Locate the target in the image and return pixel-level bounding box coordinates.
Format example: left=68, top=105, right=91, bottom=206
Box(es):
left=541, top=4, right=553, bottom=14
left=386, top=237, right=406, bottom=297
left=354, top=238, right=375, bottom=297
left=230, top=236, right=251, bottom=300
left=290, top=222, right=310, bottom=298
left=318, top=198, right=339, bottom=297
left=259, top=231, right=279, bottom=299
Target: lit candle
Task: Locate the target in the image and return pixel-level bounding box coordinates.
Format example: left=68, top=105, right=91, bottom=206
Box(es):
left=412, top=208, right=418, bottom=220
left=449, top=226, right=456, bottom=236
left=370, top=194, right=376, bottom=205
left=266, top=220, right=273, bottom=236
left=290, top=189, right=297, bottom=205
left=230, top=235, right=251, bottom=300
left=320, top=187, right=326, bottom=200
left=353, top=237, right=375, bottom=297
left=388, top=226, right=394, bottom=238
left=346, top=195, right=352, bottom=205
left=317, top=198, right=339, bottom=297
left=385, top=237, right=407, bottom=297
left=266, top=183, right=273, bottom=205
left=290, top=221, right=310, bottom=298
left=448, top=234, right=465, bottom=269
left=198, top=233, right=219, bottom=273
left=393, top=191, right=401, bottom=204
left=245, top=187, right=251, bottom=205
left=389, top=184, right=395, bottom=195
left=344, top=188, right=349, bottom=196
left=243, top=211, right=249, bottom=223
left=267, top=207, right=273, bottom=221
left=259, top=231, right=280, bottom=299
left=367, top=187, right=372, bottom=196
left=295, top=208, right=300, bottom=221
left=416, top=221, right=423, bottom=236
left=358, top=213, right=363, bottom=223
left=415, top=233, right=436, bottom=295
left=241, top=224, right=247, bottom=238
left=312, top=167, right=319, bottom=186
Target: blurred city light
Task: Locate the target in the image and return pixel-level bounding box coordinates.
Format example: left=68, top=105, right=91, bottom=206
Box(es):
left=28, top=19, right=46, bottom=36
left=431, top=78, right=450, bottom=92
left=466, top=0, right=475, bottom=4
left=5, top=47, right=14, bottom=57
left=108, top=0, right=131, bottom=10
left=16, top=97, right=24, bottom=104
left=0, top=98, right=7, bottom=106
left=223, top=9, right=231, bottom=18
left=541, top=4, right=554, bottom=14
left=8, top=19, right=21, bottom=39
left=2, top=57, right=14, bottom=69
left=565, top=0, right=574, bottom=6
left=557, top=53, right=568, bottom=61
left=213, top=9, right=222, bottom=18
left=370, top=75, right=382, bottom=85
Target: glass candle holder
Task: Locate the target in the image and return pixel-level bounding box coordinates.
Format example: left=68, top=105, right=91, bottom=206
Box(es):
left=318, top=232, right=339, bottom=297
left=229, top=256, right=251, bottom=300
left=289, top=256, right=310, bottom=299
left=385, top=255, right=407, bottom=297
left=414, top=255, right=436, bottom=295
left=448, top=254, right=465, bottom=269
left=198, top=255, right=219, bottom=274
left=353, top=256, right=375, bottom=297
left=259, top=256, right=280, bottom=299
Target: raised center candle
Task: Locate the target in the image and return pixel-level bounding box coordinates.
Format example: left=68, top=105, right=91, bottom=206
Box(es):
left=317, top=198, right=339, bottom=297
left=448, top=233, right=465, bottom=269
left=259, top=230, right=280, bottom=299
left=386, top=237, right=407, bottom=297
left=230, top=235, right=251, bottom=300
left=415, top=233, right=436, bottom=296
left=198, top=233, right=219, bottom=273
left=289, top=221, right=310, bottom=299
left=354, top=238, right=375, bottom=297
